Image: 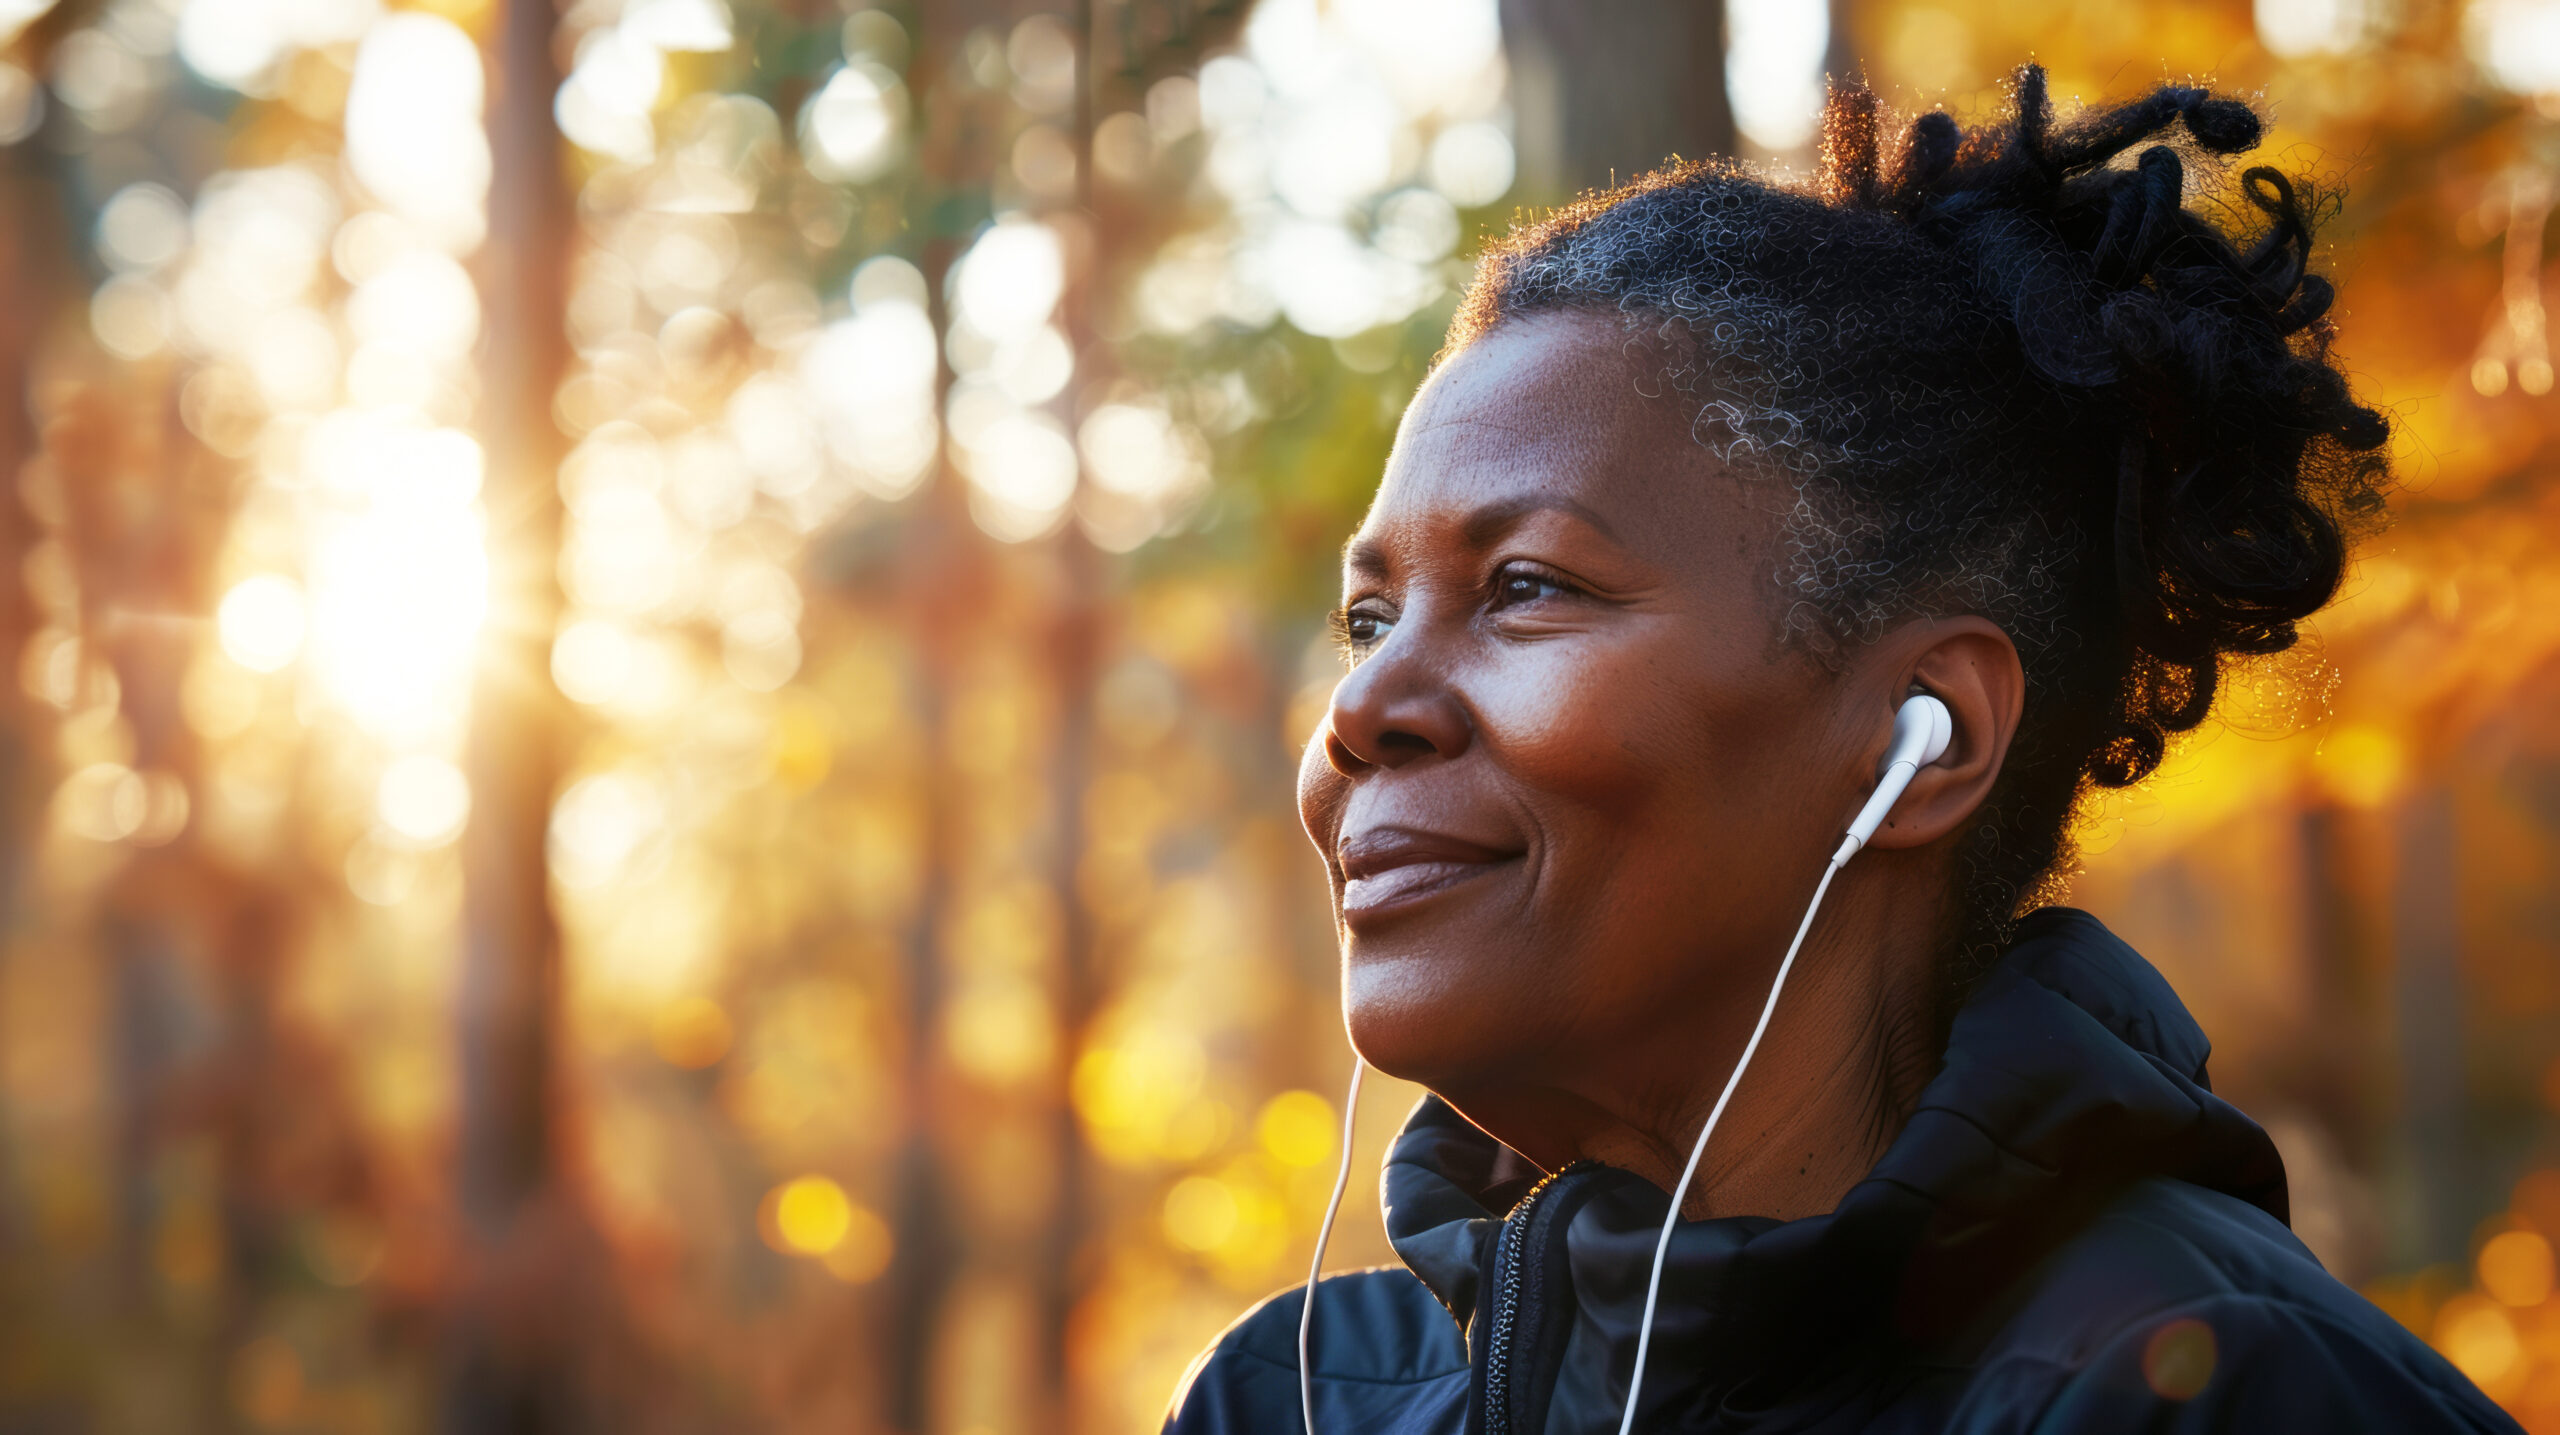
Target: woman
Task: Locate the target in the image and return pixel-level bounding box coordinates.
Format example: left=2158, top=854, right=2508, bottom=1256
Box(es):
left=1164, top=71, right=2520, bottom=1434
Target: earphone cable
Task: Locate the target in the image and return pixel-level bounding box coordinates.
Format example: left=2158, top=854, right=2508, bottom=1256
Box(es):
left=1613, top=856, right=1844, bottom=1435
left=1301, top=1056, right=1366, bottom=1435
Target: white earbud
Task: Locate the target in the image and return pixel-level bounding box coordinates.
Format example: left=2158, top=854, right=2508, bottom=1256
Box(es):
left=1833, top=694, right=1954, bottom=866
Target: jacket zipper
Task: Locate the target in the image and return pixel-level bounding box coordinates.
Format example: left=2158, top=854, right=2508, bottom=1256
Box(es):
left=1480, top=1167, right=1579, bottom=1435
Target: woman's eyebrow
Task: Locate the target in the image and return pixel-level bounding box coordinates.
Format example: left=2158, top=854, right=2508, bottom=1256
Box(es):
left=1459, top=495, right=1619, bottom=548
left=1341, top=495, right=1621, bottom=582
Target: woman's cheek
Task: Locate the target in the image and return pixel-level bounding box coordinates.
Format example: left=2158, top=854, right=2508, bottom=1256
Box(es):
left=1481, top=642, right=1679, bottom=796
left=1295, top=731, right=1342, bottom=840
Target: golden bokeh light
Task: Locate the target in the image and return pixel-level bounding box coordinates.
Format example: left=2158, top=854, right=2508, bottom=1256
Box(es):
left=767, top=1175, right=854, bottom=1257
left=2480, top=1230, right=2555, bottom=1309
left=548, top=771, right=665, bottom=890
left=2438, top=1296, right=2524, bottom=1389
left=343, top=13, right=488, bottom=248
left=821, top=1204, right=895, bottom=1284
left=1160, top=1175, right=1237, bottom=1254
left=799, top=62, right=907, bottom=182
left=375, top=754, right=471, bottom=848
left=215, top=575, right=307, bottom=673
left=551, top=617, right=641, bottom=708
left=1255, top=1090, right=1337, bottom=1169
left=54, top=763, right=147, bottom=844
left=1073, top=1023, right=1211, bottom=1166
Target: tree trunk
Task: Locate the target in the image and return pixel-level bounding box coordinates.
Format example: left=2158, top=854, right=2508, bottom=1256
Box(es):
left=1499, top=0, right=1736, bottom=198
left=449, top=0, right=573, bottom=1426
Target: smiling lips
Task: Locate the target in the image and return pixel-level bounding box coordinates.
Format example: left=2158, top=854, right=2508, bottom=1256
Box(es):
left=1336, top=827, right=1522, bottom=918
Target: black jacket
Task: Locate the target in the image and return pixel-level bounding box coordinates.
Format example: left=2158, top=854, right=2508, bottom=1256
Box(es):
left=1165, top=908, right=2519, bottom=1433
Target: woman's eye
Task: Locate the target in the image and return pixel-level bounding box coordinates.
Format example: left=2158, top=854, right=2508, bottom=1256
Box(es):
left=1332, top=603, right=1395, bottom=655
left=1490, top=567, right=1571, bottom=610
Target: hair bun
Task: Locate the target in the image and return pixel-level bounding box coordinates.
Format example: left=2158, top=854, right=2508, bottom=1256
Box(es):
left=2182, top=97, right=2262, bottom=153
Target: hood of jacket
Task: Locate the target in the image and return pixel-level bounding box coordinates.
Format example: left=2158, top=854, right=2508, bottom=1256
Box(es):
left=1377, top=906, right=2292, bottom=1432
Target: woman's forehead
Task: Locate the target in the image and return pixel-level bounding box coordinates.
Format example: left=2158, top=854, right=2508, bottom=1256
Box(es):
left=1357, top=315, right=1760, bottom=561
left=1400, top=314, right=1661, bottom=463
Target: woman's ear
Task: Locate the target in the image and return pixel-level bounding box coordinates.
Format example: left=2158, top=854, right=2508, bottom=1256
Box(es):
left=1861, top=617, right=2026, bottom=851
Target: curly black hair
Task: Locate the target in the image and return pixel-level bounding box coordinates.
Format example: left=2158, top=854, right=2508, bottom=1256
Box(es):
left=1443, top=66, right=2391, bottom=988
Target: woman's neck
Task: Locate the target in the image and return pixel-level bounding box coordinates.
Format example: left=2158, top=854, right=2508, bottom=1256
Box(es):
left=1660, top=926, right=1942, bottom=1221
left=1449, top=860, right=1950, bottom=1223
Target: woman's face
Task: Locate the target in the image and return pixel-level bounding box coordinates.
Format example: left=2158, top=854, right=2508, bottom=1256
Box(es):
left=1296, top=313, right=1896, bottom=1151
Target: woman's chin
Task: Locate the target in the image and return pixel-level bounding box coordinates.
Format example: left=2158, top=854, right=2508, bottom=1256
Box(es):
left=1343, top=956, right=1525, bottom=1090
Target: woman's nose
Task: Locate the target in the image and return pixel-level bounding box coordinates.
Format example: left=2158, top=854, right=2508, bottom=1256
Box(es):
left=1321, top=638, right=1472, bottom=775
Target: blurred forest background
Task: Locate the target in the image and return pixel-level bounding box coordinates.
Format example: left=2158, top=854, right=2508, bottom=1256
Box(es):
left=0, top=0, right=2552, bottom=1429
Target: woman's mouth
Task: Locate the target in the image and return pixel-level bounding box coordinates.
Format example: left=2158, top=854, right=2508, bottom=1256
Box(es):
left=1336, top=828, right=1521, bottom=919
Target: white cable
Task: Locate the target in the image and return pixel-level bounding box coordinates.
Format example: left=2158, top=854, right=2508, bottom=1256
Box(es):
left=1613, top=855, right=1845, bottom=1435
left=1614, top=695, right=1944, bottom=1430
left=1301, top=1057, right=1366, bottom=1435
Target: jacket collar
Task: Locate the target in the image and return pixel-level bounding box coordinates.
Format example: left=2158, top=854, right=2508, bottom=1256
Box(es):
left=1376, top=907, right=2288, bottom=1424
